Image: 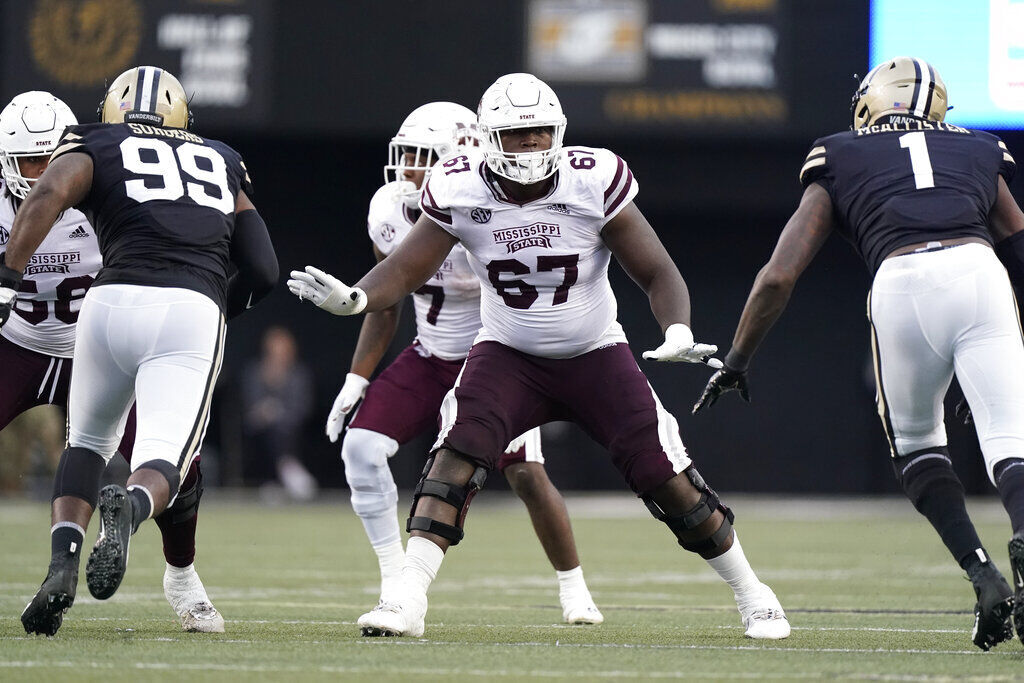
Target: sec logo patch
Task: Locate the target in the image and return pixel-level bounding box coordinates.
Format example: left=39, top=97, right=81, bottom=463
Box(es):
left=471, top=208, right=492, bottom=224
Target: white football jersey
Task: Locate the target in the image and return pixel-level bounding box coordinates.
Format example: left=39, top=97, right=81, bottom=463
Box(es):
left=0, top=186, right=101, bottom=357
left=367, top=181, right=481, bottom=360
left=420, top=146, right=638, bottom=358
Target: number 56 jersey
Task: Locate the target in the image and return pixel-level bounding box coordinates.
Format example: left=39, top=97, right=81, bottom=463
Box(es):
left=420, top=146, right=638, bottom=359
left=50, top=122, right=254, bottom=312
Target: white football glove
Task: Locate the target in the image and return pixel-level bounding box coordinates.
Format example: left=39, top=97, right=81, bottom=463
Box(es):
left=325, top=373, right=370, bottom=443
left=642, top=323, right=722, bottom=366
left=0, top=286, right=17, bottom=329
left=288, top=265, right=367, bottom=316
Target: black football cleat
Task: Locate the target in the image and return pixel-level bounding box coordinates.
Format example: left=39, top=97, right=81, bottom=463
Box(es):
left=967, top=557, right=1014, bottom=651
left=86, top=485, right=133, bottom=600
left=21, top=561, right=78, bottom=636
left=1007, top=536, right=1024, bottom=644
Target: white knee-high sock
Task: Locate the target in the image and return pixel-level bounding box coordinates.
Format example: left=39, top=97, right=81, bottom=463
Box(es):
left=402, top=536, right=444, bottom=596
left=703, top=532, right=762, bottom=599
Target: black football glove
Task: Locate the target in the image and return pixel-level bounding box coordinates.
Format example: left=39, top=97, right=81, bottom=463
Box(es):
left=955, top=396, right=973, bottom=425
left=0, top=259, right=22, bottom=330
left=692, top=365, right=750, bottom=414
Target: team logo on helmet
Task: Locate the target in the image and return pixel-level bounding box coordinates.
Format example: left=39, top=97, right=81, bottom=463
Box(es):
left=471, top=208, right=492, bottom=224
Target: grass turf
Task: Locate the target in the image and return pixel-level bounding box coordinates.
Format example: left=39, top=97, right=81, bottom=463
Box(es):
left=2, top=494, right=1024, bottom=681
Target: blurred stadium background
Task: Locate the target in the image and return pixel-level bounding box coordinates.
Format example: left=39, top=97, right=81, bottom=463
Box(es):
left=1, top=0, right=1023, bottom=499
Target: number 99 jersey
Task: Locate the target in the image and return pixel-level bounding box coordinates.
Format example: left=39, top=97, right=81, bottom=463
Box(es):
left=421, top=146, right=638, bottom=359
left=799, top=117, right=1016, bottom=274
left=50, top=122, right=254, bottom=312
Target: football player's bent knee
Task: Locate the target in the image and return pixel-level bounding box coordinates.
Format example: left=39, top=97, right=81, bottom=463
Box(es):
left=162, top=466, right=204, bottom=524
left=134, top=459, right=181, bottom=502
left=892, top=448, right=961, bottom=510
left=342, top=428, right=399, bottom=517
left=643, top=467, right=735, bottom=554
left=406, top=452, right=488, bottom=546
left=52, top=447, right=106, bottom=507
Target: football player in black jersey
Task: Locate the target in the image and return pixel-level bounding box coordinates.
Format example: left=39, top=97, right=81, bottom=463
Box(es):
left=694, top=56, right=1024, bottom=651
left=1, top=66, right=278, bottom=636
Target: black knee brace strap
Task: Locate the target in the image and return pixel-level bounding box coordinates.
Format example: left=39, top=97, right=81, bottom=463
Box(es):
left=163, top=468, right=203, bottom=524
left=52, top=447, right=106, bottom=507
left=135, top=460, right=181, bottom=502
left=643, top=467, right=735, bottom=554
left=407, top=455, right=489, bottom=546
left=892, top=447, right=958, bottom=510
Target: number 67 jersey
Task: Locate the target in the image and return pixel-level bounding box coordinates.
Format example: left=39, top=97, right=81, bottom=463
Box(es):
left=420, top=146, right=638, bottom=359
left=49, top=122, right=253, bottom=312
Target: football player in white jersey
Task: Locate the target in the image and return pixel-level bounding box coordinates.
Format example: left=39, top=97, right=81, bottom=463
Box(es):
left=290, top=73, right=788, bottom=639
left=328, top=101, right=602, bottom=624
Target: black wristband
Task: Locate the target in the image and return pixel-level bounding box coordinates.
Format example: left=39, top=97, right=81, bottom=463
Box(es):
left=0, top=262, right=23, bottom=290
left=723, top=349, right=750, bottom=373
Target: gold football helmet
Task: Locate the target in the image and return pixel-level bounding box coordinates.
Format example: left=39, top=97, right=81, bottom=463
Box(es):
left=99, top=66, right=192, bottom=129
left=850, top=56, right=948, bottom=129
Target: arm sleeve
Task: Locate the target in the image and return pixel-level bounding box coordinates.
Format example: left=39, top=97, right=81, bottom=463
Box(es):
left=226, top=208, right=278, bottom=319
left=419, top=174, right=456, bottom=234
left=799, top=139, right=830, bottom=189
left=597, top=149, right=639, bottom=225
left=997, top=138, right=1016, bottom=182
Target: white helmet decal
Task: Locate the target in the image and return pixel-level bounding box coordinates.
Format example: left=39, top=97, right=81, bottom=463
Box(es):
left=477, top=73, right=566, bottom=185
left=0, top=91, right=78, bottom=199
left=385, top=101, right=481, bottom=208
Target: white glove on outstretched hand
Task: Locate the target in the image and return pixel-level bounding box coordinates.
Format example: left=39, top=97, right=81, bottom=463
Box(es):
left=642, top=323, right=721, bottom=366
left=325, top=373, right=370, bottom=443
left=288, top=265, right=367, bottom=316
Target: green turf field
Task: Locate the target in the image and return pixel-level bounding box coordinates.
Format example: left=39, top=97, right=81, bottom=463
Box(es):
left=2, top=494, right=1023, bottom=681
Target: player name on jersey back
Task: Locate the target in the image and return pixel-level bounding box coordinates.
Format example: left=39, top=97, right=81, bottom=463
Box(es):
left=800, top=115, right=1015, bottom=274
left=420, top=147, right=637, bottom=359
left=50, top=122, right=253, bottom=312
left=367, top=181, right=481, bottom=360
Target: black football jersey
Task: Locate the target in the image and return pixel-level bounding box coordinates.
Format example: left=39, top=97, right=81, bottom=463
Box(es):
left=799, top=115, right=1016, bottom=274
left=49, top=122, right=254, bottom=310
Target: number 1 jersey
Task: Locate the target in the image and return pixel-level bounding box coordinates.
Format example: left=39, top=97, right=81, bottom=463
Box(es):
left=420, top=146, right=638, bottom=359
left=799, top=116, right=1016, bottom=274
left=50, top=122, right=254, bottom=311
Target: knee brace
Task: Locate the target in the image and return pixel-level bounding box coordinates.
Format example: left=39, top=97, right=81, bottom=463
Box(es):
left=163, top=465, right=204, bottom=524
left=342, top=428, right=399, bottom=517
left=406, top=453, right=488, bottom=546
left=52, top=447, right=106, bottom=507
left=135, top=459, right=181, bottom=503
left=892, top=447, right=960, bottom=511
left=643, top=467, right=735, bottom=554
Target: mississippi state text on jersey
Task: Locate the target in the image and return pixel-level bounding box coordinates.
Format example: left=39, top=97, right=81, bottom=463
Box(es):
left=0, top=185, right=100, bottom=357
left=800, top=116, right=1016, bottom=273
left=420, top=146, right=638, bottom=359
left=49, top=122, right=254, bottom=311
left=368, top=181, right=480, bottom=360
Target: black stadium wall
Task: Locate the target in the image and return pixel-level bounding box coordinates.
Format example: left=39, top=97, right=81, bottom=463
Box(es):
left=2, top=0, right=1020, bottom=494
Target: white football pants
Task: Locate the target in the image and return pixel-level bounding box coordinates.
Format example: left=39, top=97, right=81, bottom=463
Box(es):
left=68, top=284, right=225, bottom=483
left=868, top=244, right=1024, bottom=482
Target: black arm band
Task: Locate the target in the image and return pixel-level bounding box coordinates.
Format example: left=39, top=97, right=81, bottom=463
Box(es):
left=0, top=253, right=23, bottom=290
left=996, top=230, right=1024, bottom=292
left=723, top=348, right=751, bottom=373
left=226, top=209, right=279, bottom=319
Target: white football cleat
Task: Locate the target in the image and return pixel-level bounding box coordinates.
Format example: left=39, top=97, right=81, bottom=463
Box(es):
left=163, top=564, right=225, bottom=633
left=358, top=592, right=427, bottom=637
left=738, top=583, right=790, bottom=640
left=561, top=595, right=604, bottom=625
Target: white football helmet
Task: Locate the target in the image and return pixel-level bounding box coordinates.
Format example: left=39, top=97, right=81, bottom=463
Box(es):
left=385, top=101, right=481, bottom=208
left=477, top=73, right=566, bottom=184
left=0, top=91, right=78, bottom=199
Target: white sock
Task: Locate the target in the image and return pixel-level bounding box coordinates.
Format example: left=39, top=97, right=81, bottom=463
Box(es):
left=374, top=540, right=405, bottom=587
left=359, top=510, right=402, bottom=549
left=704, top=532, right=761, bottom=599
left=402, top=536, right=444, bottom=596
left=556, top=565, right=589, bottom=600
